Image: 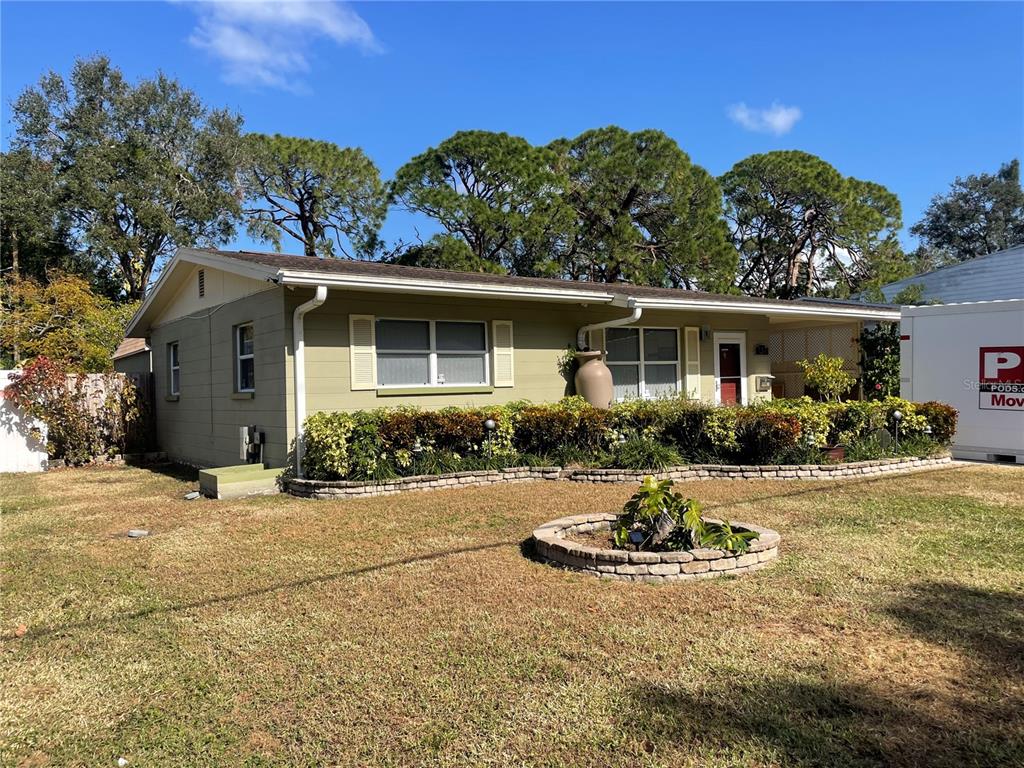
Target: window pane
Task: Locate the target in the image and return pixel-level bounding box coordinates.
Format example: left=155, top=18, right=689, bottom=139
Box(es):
left=643, top=329, right=677, bottom=362
left=377, top=353, right=430, bottom=386
left=644, top=363, right=677, bottom=398
left=606, top=328, right=639, bottom=362
left=436, top=321, right=485, bottom=351
left=376, top=319, right=429, bottom=351
left=238, top=325, right=254, bottom=356
left=170, top=368, right=180, bottom=395
left=239, top=358, right=255, bottom=391
left=610, top=364, right=640, bottom=401
left=437, top=353, right=486, bottom=384
left=169, top=343, right=179, bottom=367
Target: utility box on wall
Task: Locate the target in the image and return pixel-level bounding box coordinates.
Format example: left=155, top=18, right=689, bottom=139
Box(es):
left=900, top=300, right=1024, bottom=463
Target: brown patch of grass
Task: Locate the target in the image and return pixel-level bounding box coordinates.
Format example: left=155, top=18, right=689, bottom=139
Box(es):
left=2, top=464, right=1022, bottom=766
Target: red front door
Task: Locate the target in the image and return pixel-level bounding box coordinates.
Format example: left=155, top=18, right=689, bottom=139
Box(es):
left=718, top=343, right=742, bottom=405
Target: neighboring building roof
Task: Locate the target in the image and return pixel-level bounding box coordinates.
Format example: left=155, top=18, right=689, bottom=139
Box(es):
left=112, top=337, right=150, bottom=360
left=879, top=244, right=1024, bottom=304
left=125, top=247, right=901, bottom=337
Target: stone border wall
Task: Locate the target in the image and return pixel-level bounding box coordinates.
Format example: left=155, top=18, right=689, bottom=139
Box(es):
left=286, top=454, right=951, bottom=499
left=288, top=466, right=563, bottom=499
left=532, top=512, right=780, bottom=583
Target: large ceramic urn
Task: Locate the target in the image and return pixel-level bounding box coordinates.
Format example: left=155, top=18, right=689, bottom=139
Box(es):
left=574, top=350, right=614, bottom=409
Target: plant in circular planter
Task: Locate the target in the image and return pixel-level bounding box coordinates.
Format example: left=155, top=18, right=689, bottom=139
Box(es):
left=613, top=476, right=759, bottom=554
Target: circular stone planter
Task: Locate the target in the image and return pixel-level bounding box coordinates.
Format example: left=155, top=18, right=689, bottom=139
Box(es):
left=531, top=512, right=780, bottom=583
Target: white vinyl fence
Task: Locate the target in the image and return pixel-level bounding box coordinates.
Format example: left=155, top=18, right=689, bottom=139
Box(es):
left=1, top=369, right=48, bottom=473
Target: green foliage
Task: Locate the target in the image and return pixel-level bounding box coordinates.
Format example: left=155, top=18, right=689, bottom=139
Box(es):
left=914, top=401, right=959, bottom=444
left=387, top=234, right=506, bottom=274
left=797, top=354, right=856, bottom=402
left=300, top=395, right=956, bottom=481
left=392, top=126, right=736, bottom=290
left=0, top=274, right=138, bottom=372
left=910, top=159, right=1024, bottom=265
left=4, top=357, right=141, bottom=463
left=242, top=133, right=387, bottom=259
left=607, top=436, right=681, bottom=471
left=733, top=410, right=802, bottom=464
left=390, top=130, right=568, bottom=275
left=698, top=519, right=759, bottom=553
left=859, top=322, right=900, bottom=399
left=721, top=150, right=902, bottom=298
left=10, top=56, right=243, bottom=300
left=549, top=126, right=736, bottom=291
left=613, top=476, right=756, bottom=553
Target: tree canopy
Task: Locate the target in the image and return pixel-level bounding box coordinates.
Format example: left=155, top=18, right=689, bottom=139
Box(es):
left=0, top=274, right=138, bottom=372
left=10, top=56, right=243, bottom=300
left=549, top=126, right=735, bottom=291
left=910, top=158, right=1024, bottom=266
left=242, top=134, right=387, bottom=259
left=391, top=127, right=735, bottom=290
left=390, top=130, right=567, bottom=275
left=720, top=151, right=903, bottom=298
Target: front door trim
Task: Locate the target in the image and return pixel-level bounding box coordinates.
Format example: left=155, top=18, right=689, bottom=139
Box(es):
left=713, top=331, right=747, bottom=405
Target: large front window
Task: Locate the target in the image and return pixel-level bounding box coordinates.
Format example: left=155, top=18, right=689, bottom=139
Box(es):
left=605, top=327, right=680, bottom=401
left=376, top=319, right=488, bottom=387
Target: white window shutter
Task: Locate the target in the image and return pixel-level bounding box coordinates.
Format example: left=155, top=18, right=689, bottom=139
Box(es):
left=684, top=326, right=701, bottom=400
left=349, top=314, right=377, bottom=390
left=492, top=320, right=514, bottom=387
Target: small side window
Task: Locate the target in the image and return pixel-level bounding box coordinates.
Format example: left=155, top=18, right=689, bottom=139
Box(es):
left=168, top=342, right=180, bottom=396
left=236, top=324, right=255, bottom=392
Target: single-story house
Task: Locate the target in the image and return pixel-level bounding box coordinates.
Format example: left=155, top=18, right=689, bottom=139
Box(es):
left=122, top=247, right=900, bottom=471
left=878, top=244, right=1023, bottom=303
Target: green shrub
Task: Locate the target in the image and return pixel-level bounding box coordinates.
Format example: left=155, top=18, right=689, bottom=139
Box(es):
left=607, top=436, right=681, bottom=471
left=860, top=322, right=900, bottom=400
left=915, top=401, right=958, bottom=444
left=300, top=394, right=958, bottom=481
left=302, top=411, right=356, bottom=480
left=797, top=353, right=856, bottom=402
left=733, top=410, right=802, bottom=464
left=613, top=476, right=757, bottom=553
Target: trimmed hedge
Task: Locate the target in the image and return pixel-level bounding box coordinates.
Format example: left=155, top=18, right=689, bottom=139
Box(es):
left=301, top=396, right=957, bottom=481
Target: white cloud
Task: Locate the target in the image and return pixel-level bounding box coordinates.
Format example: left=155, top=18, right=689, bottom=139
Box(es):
left=728, top=102, right=803, bottom=136
left=183, top=1, right=379, bottom=92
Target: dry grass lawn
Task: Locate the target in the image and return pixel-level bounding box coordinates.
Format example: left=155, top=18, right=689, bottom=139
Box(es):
left=1, top=462, right=1022, bottom=767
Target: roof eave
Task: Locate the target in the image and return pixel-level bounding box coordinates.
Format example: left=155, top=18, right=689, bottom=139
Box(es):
left=631, top=296, right=900, bottom=321
left=276, top=270, right=618, bottom=304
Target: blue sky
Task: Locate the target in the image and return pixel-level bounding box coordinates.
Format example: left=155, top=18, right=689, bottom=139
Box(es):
left=2, top=1, right=1022, bottom=253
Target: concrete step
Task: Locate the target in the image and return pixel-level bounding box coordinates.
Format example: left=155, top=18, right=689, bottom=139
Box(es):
left=199, top=463, right=283, bottom=500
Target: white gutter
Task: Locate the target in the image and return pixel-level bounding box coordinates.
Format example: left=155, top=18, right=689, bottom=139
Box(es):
left=292, top=285, right=328, bottom=478
left=631, top=297, right=900, bottom=321
left=577, top=301, right=643, bottom=349
left=277, top=270, right=616, bottom=305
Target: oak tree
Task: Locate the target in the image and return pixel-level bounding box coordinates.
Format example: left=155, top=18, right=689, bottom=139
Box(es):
left=10, top=56, right=243, bottom=300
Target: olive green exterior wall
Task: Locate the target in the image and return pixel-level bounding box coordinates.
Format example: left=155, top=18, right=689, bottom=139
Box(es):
left=144, top=282, right=859, bottom=470
left=149, top=288, right=289, bottom=468
left=281, top=287, right=807, bottom=444
left=113, top=350, right=152, bottom=376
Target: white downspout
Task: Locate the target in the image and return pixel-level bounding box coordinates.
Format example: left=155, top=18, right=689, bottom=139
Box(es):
left=293, top=285, right=327, bottom=478
left=577, top=301, right=643, bottom=350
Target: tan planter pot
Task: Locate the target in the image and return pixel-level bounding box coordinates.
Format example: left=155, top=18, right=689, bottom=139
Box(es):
left=574, top=351, right=614, bottom=409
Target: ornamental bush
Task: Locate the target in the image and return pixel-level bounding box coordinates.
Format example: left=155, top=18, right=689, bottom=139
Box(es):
left=4, top=356, right=142, bottom=464
left=299, top=394, right=956, bottom=481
